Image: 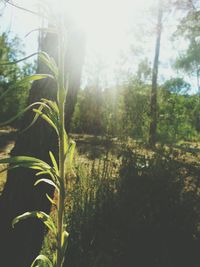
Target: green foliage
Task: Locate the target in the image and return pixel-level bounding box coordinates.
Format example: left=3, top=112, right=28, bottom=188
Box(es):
left=0, top=33, right=35, bottom=123
left=175, top=41, right=200, bottom=78
left=163, top=77, right=191, bottom=94
left=120, top=79, right=150, bottom=140
left=174, top=9, right=200, bottom=90
left=157, top=87, right=199, bottom=142
left=175, top=9, right=200, bottom=40
left=72, top=78, right=150, bottom=140
left=71, top=86, right=105, bottom=135
left=72, top=71, right=200, bottom=144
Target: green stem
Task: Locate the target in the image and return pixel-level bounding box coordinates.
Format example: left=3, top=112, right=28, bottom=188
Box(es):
left=56, top=29, right=66, bottom=267
left=57, top=106, right=65, bottom=267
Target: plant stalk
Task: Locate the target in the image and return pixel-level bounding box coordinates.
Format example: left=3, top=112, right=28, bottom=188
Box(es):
left=56, top=29, right=66, bottom=267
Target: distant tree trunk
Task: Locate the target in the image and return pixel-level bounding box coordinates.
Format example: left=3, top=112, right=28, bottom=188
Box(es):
left=196, top=68, right=200, bottom=93
left=65, top=29, right=85, bottom=133
left=0, top=26, right=85, bottom=267
left=149, top=0, right=163, bottom=147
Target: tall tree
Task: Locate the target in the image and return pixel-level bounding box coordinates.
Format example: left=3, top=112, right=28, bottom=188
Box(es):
left=149, top=0, right=163, bottom=146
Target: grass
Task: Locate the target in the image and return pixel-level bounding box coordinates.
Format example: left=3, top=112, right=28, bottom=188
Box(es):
left=1, top=132, right=200, bottom=194
left=39, top=135, right=200, bottom=264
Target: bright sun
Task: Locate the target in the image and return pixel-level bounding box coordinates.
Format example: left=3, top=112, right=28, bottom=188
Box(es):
left=47, top=0, right=154, bottom=59
left=3, top=0, right=154, bottom=57
left=2, top=0, right=155, bottom=85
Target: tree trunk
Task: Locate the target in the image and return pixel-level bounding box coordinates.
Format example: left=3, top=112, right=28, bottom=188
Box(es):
left=149, top=0, right=163, bottom=147
left=0, top=26, right=85, bottom=267
left=65, top=28, right=85, bottom=133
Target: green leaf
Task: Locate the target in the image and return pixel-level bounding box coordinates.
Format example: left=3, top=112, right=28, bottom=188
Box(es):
left=61, top=230, right=69, bottom=256
left=68, top=140, right=76, bottom=168
left=0, top=156, right=52, bottom=176
left=35, top=169, right=60, bottom=186
left=22, top=99, right=59, bottom=134
left=52, top=253, right=57, bottom=267
left=34, top=178, right=59, bottom=191
left=0, top=156, right=35, bottom=164
left=17, top=74, right=55, bottom=86
left=41, top=99, right=59, bottom=115
left=0, top=52, right=38, bottom=65
left=33, top=109, right=59, bottom=134
left=39, top=52, right=58, bottom=79
left=49, top=151, right=59, bottom=176
left=63, top=129, right=69, bottom=157
left=0, top=101, right=46, bottom=127
left=12, top=211, right=57, bottom=235
left=31, top=254, right=53, bottom=267
left=21, top=104, right=47, bottom=133
left=46, top=193, right=57, bottom=206
left=36, top=170, right=51, bottom=176
left=0, top=156, right=50, bottom=167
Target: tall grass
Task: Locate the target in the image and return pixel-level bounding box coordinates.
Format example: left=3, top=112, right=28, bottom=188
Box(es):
left=40, top=151, right=119, bottom=262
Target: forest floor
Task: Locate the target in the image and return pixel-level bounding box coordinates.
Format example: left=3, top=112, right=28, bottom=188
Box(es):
left=1, top=129, right=200, bottom=185
left=1, top=128, right=200, bottom=194
left=1, top=128, right=200, bottom=193
left=1, top=128, right=200, bottom=266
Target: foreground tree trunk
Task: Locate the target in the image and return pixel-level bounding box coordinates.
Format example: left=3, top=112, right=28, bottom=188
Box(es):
left=0, top=26, right=85, bottom=267
left=149, top=0, right=163, bottom=147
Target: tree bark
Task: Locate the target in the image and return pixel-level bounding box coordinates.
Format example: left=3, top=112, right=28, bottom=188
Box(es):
left=149, top=0, right=163, bottom=147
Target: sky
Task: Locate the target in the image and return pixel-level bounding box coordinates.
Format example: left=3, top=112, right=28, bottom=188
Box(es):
left=0, top=0, right=194, bottom=90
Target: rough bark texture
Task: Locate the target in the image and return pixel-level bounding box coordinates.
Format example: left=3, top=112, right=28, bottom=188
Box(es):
left=0, top=26, right=85, bottom=267
left=149, top=1, right=163, bottom=147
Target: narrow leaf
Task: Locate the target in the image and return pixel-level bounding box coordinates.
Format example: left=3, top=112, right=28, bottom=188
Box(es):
left=63, top=129, right=68, bottom=157
left=34, top=178, right=59, bottom=191
left=0, top=52, right=38, bottom=65
left=21, top=104, right=45, bottom=133
left=0, top=156, right=50, bottom=166
left=33, top=109, right=59, bottom=134
left=61, top=230, right=69, bottom=256
left=0, top=101, right=47, bottom=127
left=17, top=74, right=54, bottom=86
left=49, top=151, right=59, bottom=176
left=46, top=193, right=57, bottom=206
left=39, top=52, right=58, bottom=78
left=31, top=254, right=53, bottom=267
left=41, top=99, right=59, bottom=115
left=12, top=211, right=57, bottom=235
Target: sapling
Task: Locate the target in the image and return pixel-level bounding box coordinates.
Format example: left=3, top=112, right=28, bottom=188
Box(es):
left=0, top=9, right=74, bottom=267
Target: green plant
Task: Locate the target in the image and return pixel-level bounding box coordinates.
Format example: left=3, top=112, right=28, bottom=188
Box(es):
left=0, top=16, right=74, bottom=267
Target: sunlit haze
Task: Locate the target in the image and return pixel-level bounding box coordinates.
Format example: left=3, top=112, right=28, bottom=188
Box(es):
left=0, top=0, right=177, bottom=87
